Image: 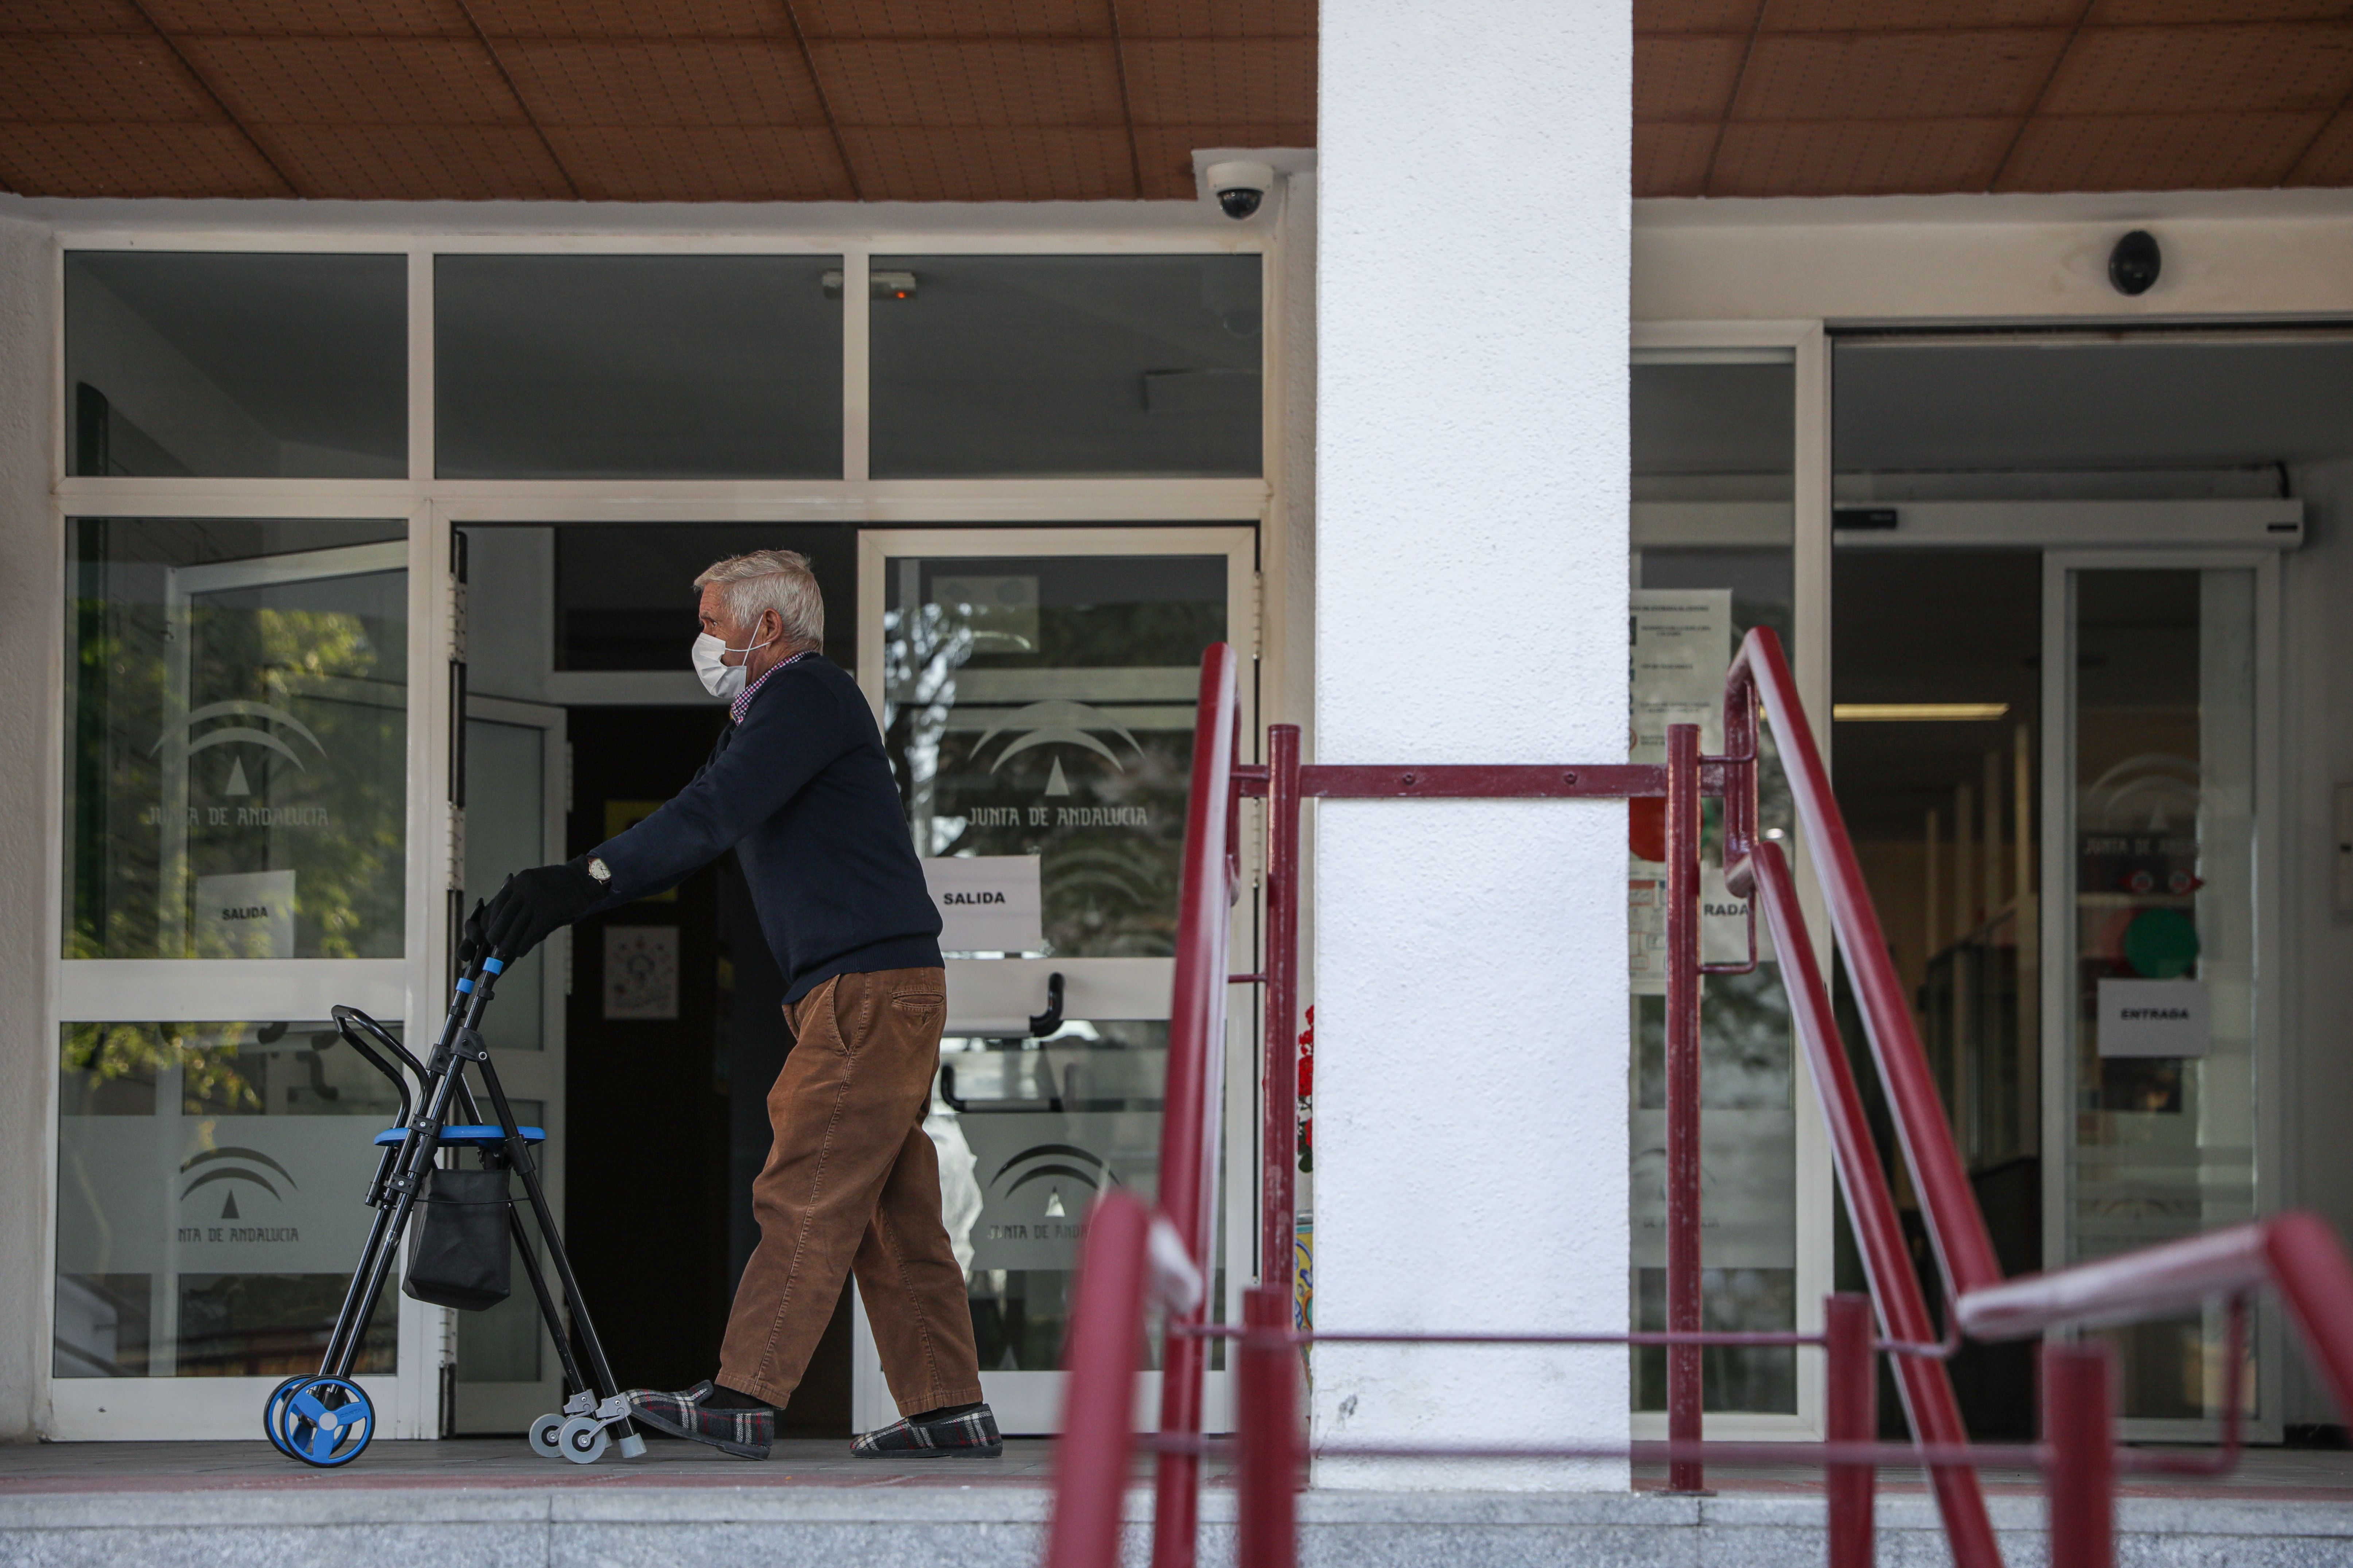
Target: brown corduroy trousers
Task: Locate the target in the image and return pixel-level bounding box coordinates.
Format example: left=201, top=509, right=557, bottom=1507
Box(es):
left=716, top=966, right=983, bottom=1418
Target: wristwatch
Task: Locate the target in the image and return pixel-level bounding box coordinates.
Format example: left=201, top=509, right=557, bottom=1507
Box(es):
left=586, top=857, right=612, bottom=887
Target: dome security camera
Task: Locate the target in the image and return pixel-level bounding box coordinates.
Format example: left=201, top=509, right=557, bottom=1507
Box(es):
left=1206, top=160, right=1274, bottom=221
left=2109, top=230, right=2161, bottom=296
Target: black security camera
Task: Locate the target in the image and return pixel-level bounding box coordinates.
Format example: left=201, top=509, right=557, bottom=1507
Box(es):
left=2109, top=230, right=2161, bottom=296
left=1206, top=160, right=1273, bottom=222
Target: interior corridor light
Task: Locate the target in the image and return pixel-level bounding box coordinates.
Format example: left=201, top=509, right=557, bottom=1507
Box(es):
left=1832, top=702, right=2010, bottom=722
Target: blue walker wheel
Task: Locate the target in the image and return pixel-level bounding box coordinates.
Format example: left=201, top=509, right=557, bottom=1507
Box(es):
left=274, top=1376, right=376, bottom=1468
left=262, top=1376, right=309, bottom=1457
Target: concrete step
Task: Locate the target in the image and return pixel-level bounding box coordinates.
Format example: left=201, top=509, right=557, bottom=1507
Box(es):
left=9, top=1483, right=2353, bottom=1568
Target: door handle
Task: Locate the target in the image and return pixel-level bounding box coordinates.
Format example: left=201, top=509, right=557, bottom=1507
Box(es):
left=1027, top=970, right=1066, bottom=1039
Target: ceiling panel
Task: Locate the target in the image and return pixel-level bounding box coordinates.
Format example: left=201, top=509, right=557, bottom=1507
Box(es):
left=0, top=121, right=289, bottom=196
left=1637, top=34, right=1747, bottom=121
left=2039, top=22, right=2353, bottom=114
left=1121, top=38, right=1313, bottom=124
left=2288, top=105, right=2353, bottom=181
left=794, top=0, right=1115, bottom=38
left=840, top=124, right=1135, bottom=200
left=1998, top=109, right=2328, bottom=189
left=0, top=0, right=158, bottom=31
left=1115, top=0, right=1315, bottom=37
left=1635, top=120, right=1720, bottom=196
left=499, top=40, right=830, bottom=127
left=5, top=0, right=2353, bottom=201
left=0, top=33, right=222, bottom=122
left=465, top=0, right=790, bottom=38
left=549, top=125, right=852, bottom=200
left=2085, top=0, right=2353, bottom=23
left=1734, top=30, right=2066, bottom=120
left=1638, top=0, right=1763, bottom=33
left=179, top=36, right=521, bottom=125
left=140, top=0, right=473, bottom=34
left=811, top=39, right=1127, bottom=128
left=1761, top=0, right=2079, bottom=27
left=252, top=120, right=573, bottom=198
left=1712, top=117, right=2018, bottom=195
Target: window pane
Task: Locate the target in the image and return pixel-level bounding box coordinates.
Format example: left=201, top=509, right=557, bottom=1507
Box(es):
left=1626, top=353, right=1799, bottom=1415
left=882, top=553, right=1229, bottom=957
left=436, top=255, right=843, bottom=479
left=65, top=518, right=409, bottom=960
left=55, top=1019, right=403, bottom=1378
left=66, top=252, right=407, bottom=479
left=870, top=256, right=1262, bottom=477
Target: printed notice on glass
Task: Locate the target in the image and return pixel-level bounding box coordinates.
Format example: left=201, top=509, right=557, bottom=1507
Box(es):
left=923, top=855, right=1044, bottom=954
left=2098, top=978, right=2210, bottom=1058
left=604, top=926, right=680, bottom=1021
left=195, top=869, right=296, bottom=958
left=1630, top=589, right=1732, bottom=761
left=1630, top=589, right=1737, bottom=992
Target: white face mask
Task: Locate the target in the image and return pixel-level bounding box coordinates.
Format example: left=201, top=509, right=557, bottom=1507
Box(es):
left=692, top=629, right=774, bottom=699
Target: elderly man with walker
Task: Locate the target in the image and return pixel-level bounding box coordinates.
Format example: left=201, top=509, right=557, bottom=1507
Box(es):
left=475, top=548, right=995, bottom=1461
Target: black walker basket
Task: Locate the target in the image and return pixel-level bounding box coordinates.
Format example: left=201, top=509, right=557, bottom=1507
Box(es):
left=260, top=954, right=642, bottom=1468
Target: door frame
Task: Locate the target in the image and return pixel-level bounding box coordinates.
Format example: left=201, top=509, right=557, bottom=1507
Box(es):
left=2040, top=546, right=2286, bottom=1443
left=849, top=523, right=1259, bottom=1434
left=43, top=494, right=444, bottom=1441
left=1629, top=319, right=1836, bottom=1442
left=449, top=693, right=569, bottom=1434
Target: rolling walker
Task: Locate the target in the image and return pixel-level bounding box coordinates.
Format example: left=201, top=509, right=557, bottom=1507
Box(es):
left=261, top=955, right=642, bottom=1468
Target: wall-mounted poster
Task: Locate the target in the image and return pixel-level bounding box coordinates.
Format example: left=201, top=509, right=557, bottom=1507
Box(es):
left=603, top=925, right=679, bottom=1020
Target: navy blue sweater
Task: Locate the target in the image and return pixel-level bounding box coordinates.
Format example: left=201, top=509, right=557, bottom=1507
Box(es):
left=588, top=656, right=942, bottom=1002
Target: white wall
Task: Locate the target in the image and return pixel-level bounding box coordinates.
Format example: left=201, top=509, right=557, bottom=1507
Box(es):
left=0, top=212, right=57, bottom=1440
left=1314, top=0, right=1630, bottom=1489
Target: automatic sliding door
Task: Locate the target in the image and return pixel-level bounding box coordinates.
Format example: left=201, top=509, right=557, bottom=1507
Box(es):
left=856, top=527, right=1256, bottom=1434
left=2049, top=557, right=2270, bottom=1435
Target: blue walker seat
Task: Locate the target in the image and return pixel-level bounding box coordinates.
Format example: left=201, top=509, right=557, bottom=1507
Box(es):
left=374, top=1124, right=547, bottom=1147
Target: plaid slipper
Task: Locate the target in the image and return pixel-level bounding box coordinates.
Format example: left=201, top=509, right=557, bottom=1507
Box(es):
left=851, top=1403, right=1003, bottom=1458
left=622, top=1380, right=774, bottom=1460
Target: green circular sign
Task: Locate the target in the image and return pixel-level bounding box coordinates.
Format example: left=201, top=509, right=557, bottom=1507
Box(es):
left=2123, top=908, right=2200, bottom=979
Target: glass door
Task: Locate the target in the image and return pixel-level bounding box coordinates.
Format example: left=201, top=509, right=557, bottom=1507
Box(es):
left=450, top=695, right=568, bottom=1432
left=853, top=526, right=1257, bottom=1434
left=2045, top=553, right=2279, bottom=1438
left=54, top=518, right=427, bottom=1437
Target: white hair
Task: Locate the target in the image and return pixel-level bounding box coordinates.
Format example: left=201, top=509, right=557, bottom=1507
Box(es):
left=694, top=549, right=824, bottom=651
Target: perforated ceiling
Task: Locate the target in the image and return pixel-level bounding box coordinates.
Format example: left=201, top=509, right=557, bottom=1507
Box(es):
left=0, top=1, right=2346, bottom=202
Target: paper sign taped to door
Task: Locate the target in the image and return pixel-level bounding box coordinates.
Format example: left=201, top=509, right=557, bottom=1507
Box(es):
left=2098, top=978, right=2209, bottom=1058
left=195, top=869, right=296, bottom=958
left=923, top=855, right=1044, bottom=954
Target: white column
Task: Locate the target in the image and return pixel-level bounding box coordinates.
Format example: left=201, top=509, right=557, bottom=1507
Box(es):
left=1312, top=0, right=1631, bottom=1490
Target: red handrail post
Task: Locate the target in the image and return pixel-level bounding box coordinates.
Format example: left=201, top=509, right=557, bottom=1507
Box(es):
left=2044, top=1339, right=2116, bottom=1568
left=1045, top=1191, right=1152, bottom=1568
left=1152, top=645, right=1241, bottom=1568
left=1664, top=722, right=1707, bottom=1494
left=1261, top=724, right=1304, bottom=1297
left=1824, top=1293, right=1876, bottom=1568
left=1237, top=1285, right=1299, bottom=1568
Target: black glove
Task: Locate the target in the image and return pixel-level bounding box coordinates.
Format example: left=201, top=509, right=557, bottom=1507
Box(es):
left=480, top=860, right=604, bottom=962
left=455, top=898, right=489, bottom=971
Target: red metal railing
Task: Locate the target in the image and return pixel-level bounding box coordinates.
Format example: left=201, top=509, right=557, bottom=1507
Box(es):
left=1042, top=632, right=2353, bottom=1568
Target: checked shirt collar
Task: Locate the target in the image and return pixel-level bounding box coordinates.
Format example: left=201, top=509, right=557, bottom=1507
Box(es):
left=730, top=646, right=817, bottom=725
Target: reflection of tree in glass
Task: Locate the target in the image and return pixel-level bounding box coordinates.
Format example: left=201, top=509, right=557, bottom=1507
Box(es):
left=883, top=600, right=977, bottom=854
left=187, top=597, right=407, bottom=959
left=62, top=1022, right=260, bottom=1115
left=68, top=561, right=406, bottom=960
left=1634, top=966, right=1793, bottom=1111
